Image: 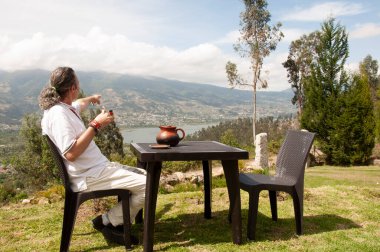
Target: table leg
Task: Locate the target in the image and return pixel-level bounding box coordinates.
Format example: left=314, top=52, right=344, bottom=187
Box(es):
left=222, top=160, right=242, bottom=245
left=135, top=160, right=146, bottom=224
left=202, top=160, right=212, bottom=219
left=143, top=161, right=162, bottom=252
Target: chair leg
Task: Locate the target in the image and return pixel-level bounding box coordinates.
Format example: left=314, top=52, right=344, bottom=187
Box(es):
left=228, top=203, right=232, bottom=224
left=135, top=209, right=143, bottom=224
left=122, top=197, right=132, bottom=250
left=292, top=190, right=303, bottom=235
left=247, top=190, right=260, bottom=240
left=60, top=194, right=79, bottom=252
left=269, top=190, right=278, bottom=221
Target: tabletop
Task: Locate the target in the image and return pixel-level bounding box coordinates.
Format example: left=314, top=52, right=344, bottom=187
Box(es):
left=130, top=141, right=249, bottom=162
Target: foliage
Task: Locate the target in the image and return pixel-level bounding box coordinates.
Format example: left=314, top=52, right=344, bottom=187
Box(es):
left=3, top=103, right=126, bottom=201
left=225, top=0, right=283, bottom=144
left=0, top=129, right=23, bottom=162
left=359, top=55, right=380, bottom=99
left=188, top=116, right=294, bottom=153
left=35, top=184, right=65, bottom=202
left=84, top=108, right=125, bottom=159
left=9, top=113, right=60, bottom=190
left=162, top=161, right=201, bottom=174
left=301, top=18, right=375, bottom=165
left=283, top=31, right=320, bottom=115
left=220, top=129, right=240, bottom=148
left=359, top=55, right=380, bottom=142
left=0, top=182, right=17, bottom=203
left=328, top=75, right=375, bottom=164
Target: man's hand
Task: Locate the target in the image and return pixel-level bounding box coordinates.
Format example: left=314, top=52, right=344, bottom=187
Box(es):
left=90, top=94, right=102, bottom=105
left=94, top=107, right=114, bottom=128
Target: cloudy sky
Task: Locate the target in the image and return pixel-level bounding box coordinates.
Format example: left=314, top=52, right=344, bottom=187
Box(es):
left=1, top=0, right=379, bottom=91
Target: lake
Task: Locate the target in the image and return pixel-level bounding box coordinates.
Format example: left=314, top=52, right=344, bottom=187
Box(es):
left=121, top=123, right=217, bottom=143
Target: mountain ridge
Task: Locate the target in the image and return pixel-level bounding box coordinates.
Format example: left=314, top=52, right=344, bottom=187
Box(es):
left=0, top=69, right=295, bottom=126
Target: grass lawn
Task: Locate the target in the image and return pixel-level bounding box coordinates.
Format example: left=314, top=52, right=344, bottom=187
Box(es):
left=0, top=166, right=379, bottom=251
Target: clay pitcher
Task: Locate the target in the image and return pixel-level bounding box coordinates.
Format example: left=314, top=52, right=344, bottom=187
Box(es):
left=156, top=125, right=185, bottom=146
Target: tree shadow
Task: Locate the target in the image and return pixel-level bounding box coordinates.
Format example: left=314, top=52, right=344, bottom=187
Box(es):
left=251, top=212, right=362, bottom=242
left=72, top=206, right=361, bottom=251
left=150, top=209, right=361, bottom=250
left=72, top=203, right=175, bottom=251
left=79, top=244, right=119, bottom=252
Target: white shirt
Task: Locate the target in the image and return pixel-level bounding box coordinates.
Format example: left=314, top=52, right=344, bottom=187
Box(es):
left=41, top=102, right=107, bottom=192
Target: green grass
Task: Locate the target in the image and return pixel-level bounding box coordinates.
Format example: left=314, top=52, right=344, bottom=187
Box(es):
left=0, top=166, right=379, bottom=251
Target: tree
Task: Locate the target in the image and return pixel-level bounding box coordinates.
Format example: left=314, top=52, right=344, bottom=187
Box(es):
left=359, top=55, right=379, bottom=100
left=359, top=55, right=380, bottom=141
left=82, top=108, right=125, bottom=160
left=10, top=102, right=125, bottom=190
left=301, top=18, right=375, bottom=164
left=220, top=129, right=240, bottom=148
left=10, top=113, right=60, bottom=190
left=283, top=31, right=320, bottom=116
left=329, top=74, right=375, bottom=164
left=77, top=90, right=125, bottom=160
left=226, top=0, right=283, bottom=145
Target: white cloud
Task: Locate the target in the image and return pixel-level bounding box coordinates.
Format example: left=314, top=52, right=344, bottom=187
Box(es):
left=282, top=1, right=365, bottom=22
left=350, top=23, right=380, bottom=39
left=262, top=52, right=290, bottom=91
left=345, top=62, right=359, bottom=73
left=214, top=28, right=310, bottom=45
left=0, top=27, right=238, bottom=87
left=281, top=28, right=311, bottom=42
left=214, top=30, right=240, bottom=44
left=0, top=26, right=292, bottom=91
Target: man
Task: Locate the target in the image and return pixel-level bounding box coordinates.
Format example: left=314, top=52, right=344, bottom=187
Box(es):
left=39, top=66, right=145, bottom=245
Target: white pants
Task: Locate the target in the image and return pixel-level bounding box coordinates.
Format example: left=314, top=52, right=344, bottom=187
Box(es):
left=85, top=162, right=146, bottom=226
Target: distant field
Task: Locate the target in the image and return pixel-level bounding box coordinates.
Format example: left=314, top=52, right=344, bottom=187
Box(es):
left=0, top=166, right=379, bottom=251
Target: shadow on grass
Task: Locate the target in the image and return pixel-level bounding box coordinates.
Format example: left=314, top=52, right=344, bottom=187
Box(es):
left=150, top=209, right=361, bottom=250
left=69, top=203, right=175, bottom=251
left=71, top=205, right=360, bottom=251
left=80, top=244, right=120, bottom=252
left=252, top=212, right=361, bottom=242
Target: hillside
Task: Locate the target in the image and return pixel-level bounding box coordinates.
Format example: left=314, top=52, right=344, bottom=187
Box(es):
left=0, top=69, right=296, bottom=127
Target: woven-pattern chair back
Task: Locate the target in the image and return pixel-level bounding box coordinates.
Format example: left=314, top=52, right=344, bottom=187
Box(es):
left=45, top=135, right=72, bottom=192
left=275, top=130, right=315, bottom=182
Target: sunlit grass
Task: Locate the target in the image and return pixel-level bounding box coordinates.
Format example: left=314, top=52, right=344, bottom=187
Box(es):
left=0, top=166, right=379, bottom=251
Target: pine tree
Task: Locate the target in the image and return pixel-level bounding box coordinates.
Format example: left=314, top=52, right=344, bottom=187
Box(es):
left=359, top=55, right=380, bottom=142
left=301, top=18, right=375, bottom=164
left=329, top=74, right=375, bottom=164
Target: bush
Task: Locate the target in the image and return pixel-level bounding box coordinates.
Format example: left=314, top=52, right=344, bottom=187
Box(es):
left=0, top=183, right=16, bottom=203
left=0, top=181, right=28, bottom=204
left=162, top=161, right=201, bottom=174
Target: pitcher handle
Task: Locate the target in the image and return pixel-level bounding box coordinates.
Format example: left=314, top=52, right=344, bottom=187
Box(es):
left=176, top=128, right=185, bottom=141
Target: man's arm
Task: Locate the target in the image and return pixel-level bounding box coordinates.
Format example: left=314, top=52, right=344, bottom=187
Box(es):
left=64, top=108, right=114, bottom=161
left=76, top=94, right=102, bottom=112
left=64, top=126, right=97, bottom=162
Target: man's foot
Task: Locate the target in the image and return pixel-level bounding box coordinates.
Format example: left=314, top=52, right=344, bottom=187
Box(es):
left=92, top=215, right=106, bottom=232
left=101, top=226, right=139, bottom=245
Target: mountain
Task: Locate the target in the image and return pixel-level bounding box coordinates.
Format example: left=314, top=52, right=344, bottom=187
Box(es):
left=0, top=69, right=295, bottom=127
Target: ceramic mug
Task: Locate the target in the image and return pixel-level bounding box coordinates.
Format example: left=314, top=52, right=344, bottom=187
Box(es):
left=156, top=125, right=185, bottom=146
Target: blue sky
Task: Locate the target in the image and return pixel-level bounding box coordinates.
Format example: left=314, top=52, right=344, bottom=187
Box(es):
left=0, top=0, right=379, bottom=91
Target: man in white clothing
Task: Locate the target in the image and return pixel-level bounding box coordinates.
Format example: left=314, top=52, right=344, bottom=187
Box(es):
left=39, top=66, right=145, bottom=245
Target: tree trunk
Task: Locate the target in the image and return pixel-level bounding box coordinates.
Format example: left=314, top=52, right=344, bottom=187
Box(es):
left=253, top=85, right=256, bottom=146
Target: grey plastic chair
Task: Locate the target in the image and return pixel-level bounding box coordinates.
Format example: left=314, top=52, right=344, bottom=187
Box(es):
left=239, top=130, right=315, bottom=240
left=45, top=135, right=132, bottom=251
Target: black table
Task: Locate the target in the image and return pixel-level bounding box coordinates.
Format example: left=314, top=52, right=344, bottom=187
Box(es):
left=130, top=141, right=249, bottom=252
